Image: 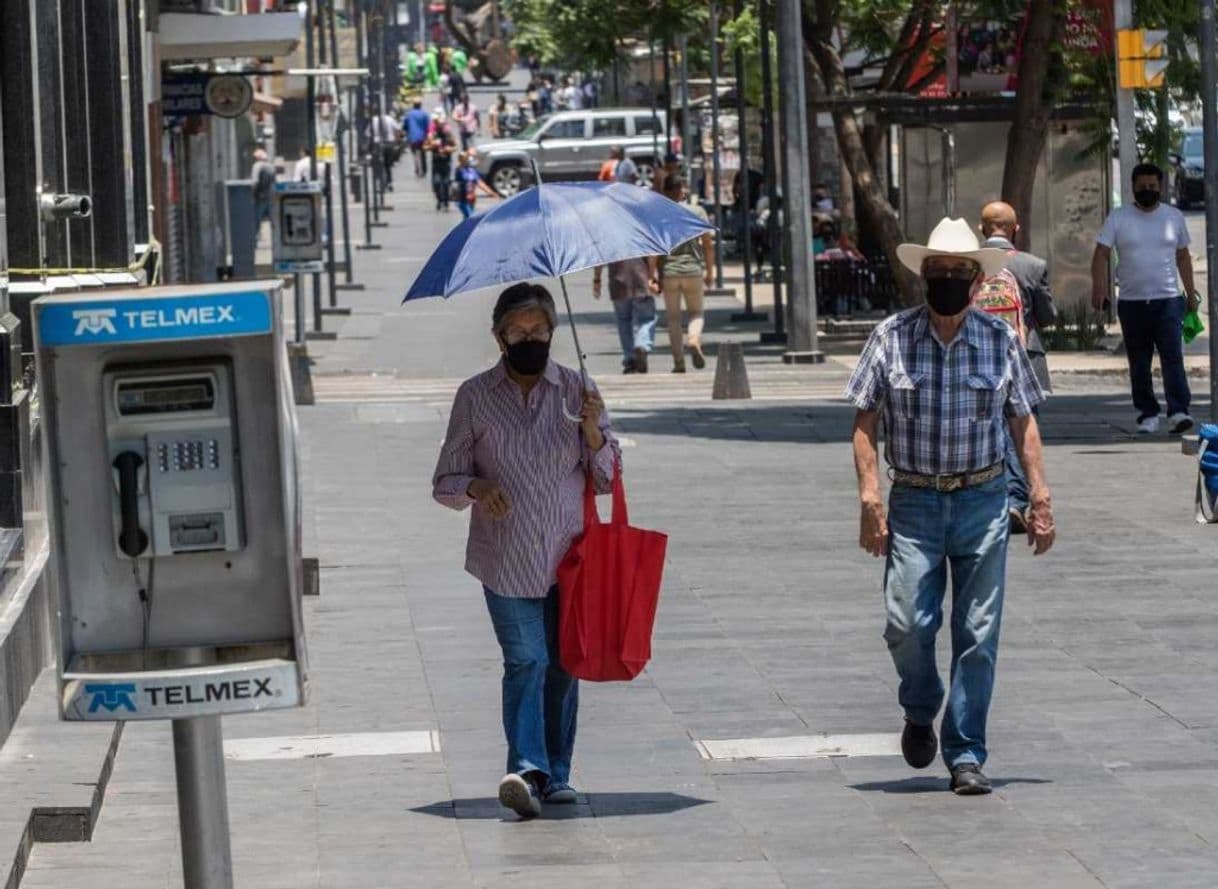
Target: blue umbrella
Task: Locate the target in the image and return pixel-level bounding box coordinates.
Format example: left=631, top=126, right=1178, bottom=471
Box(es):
left=403, top=180, right=715, bottom=405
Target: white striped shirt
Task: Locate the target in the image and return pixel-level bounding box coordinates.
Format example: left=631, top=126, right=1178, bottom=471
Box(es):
left=433, top=359, right=619, bottom=598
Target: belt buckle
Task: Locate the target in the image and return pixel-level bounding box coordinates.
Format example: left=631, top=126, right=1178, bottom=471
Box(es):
left=935, top=473, right=960, bottom=493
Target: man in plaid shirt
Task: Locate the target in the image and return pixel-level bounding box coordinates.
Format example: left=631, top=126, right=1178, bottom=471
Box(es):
left=845, top=218, right=1056, bottom=795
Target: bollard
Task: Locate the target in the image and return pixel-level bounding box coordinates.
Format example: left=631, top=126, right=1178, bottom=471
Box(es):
left=712, top=341, right=752, bottom=400
left=286, top=342, right=315, bottom=406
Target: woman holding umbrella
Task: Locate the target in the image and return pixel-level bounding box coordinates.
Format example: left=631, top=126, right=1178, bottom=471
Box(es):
left=432, top=283, right=620, bottom=819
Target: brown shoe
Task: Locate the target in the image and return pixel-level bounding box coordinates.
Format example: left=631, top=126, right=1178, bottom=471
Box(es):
left=672, top=360, right=686, bottom=373
left=689, top=342, right=706, bottom=370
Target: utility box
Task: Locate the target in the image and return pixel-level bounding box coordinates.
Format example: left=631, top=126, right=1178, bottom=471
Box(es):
left=33, top=282, right=308, bottom=721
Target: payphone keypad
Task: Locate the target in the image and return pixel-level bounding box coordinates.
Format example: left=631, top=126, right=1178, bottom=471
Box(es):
left=157, top=440, right=222, bottom=473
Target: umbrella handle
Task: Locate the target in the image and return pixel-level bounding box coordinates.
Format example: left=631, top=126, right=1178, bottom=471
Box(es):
left=557, top=273, right=590, bottom=394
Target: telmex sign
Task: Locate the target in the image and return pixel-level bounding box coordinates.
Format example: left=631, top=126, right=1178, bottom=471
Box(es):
left=36, top=291, right=273, bottom=346
left=63, top=662, right=299, bottom=721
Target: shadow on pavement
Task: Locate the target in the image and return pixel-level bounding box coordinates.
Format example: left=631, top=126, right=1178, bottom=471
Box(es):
left=612, top=395, right=1212, bottom=447
left=850, top=776, right=1053, bottom=794
left=411, top=791, right=713, bottom=820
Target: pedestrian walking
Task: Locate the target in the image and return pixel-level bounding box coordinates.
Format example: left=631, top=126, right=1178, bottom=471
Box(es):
left=652, top=152, right=681, bottom=194
left=367, top=110, right=401, bottom=192
left=432, top=283, right=620, bottom=819
left=425, top=110, right=457, bottom=211
left=488, top=94, right=508, bottom=140
left=597, top=146, right=622, bottom=182
left=404, top=100, right=432, bottom=178
left=978, top=201, right=1058, bottom=532
left=658, top=177, right=713, bottom=372
left=454, top=150, right=498, bottom=219
left=424, top=44, right=440, bottom=89
left=452, top=95, right=481, bottom=151
left=249, top=148, right=276, bottom=244
left=448, top=70, right=467, bottom=114
left=1090, top=162, right=1200, bottom=434
left=593, top=256, right=659, bottom=373
left=845, top=217, right=1055, bottom=796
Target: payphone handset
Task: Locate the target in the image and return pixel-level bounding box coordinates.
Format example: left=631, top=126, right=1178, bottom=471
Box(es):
left=103, top=361, right=245, bottom=559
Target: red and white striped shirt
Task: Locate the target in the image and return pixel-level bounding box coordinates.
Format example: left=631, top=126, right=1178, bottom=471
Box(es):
left=433, top=359, right=619, bottom=598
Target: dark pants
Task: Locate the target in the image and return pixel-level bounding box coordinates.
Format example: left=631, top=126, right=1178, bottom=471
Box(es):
left=431, top=161, right=451, bottom=208
left=1117, top=296, right=1191, bottom=419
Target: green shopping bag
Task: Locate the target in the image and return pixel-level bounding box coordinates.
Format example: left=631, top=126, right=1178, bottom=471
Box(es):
left=1183, top=307, right=1205, bottom=344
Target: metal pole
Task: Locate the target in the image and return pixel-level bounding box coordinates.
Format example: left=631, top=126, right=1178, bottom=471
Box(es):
left=776, top=0, right=821, bottom=361
left=294, top=273, right=305, bottom=343
left=1202, top=0, right=1218, bottom=421
left=679, top=35, right=693, bottom=184
left=306, top=0, right=324, bottom=336
left=731, top=0, right=761, bottom=321
left=649, top=38, right=660, bottom=177
left=323, top=162, right=346, bottom=314
left=759, top=0, right=785, bottom=344
left=709, top=0, right=728, bottom=291
left=326, top=2, right=361, bottom=289
left=173, top=715, right=233, bottom=889
left=1115, top=0, right=1136, bottom=208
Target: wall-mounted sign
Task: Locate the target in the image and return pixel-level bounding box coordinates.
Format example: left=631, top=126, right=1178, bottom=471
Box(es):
left=163, top=72, right=253, bottom=118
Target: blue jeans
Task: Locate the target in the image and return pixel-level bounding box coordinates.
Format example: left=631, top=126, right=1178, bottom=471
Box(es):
left=612, top=297, right=657, bottom=366
left=883, top=474, right=1009, bottom=768
left=1117, top=296, right=1191, bottom=418
left=483, top=586, right=578, bottom=786
left=1003, top=406, right=1038, bottom=513
left=458, top=199, right=475, bottom=219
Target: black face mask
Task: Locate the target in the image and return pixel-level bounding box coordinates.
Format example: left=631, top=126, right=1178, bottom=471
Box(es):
left=1134, top=188, right=1160, bottom=209
left=924, top=277, right=973, bottom=317
left=503, top=339, right=551, bottom=376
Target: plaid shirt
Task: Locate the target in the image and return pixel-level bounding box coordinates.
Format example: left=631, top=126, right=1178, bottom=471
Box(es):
left=845, top=306, right=1044, bottom=476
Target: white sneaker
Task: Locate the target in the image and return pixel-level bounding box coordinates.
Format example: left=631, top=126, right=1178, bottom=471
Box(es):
left=1136, top=415, right=1161, bottom=434
left=1167, top=413, right=1195, bottom=434
left=498, top=773, right=541, bottom=819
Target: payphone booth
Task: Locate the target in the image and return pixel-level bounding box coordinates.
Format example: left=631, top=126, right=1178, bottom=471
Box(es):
left=33, top=282, right=307, bottom=889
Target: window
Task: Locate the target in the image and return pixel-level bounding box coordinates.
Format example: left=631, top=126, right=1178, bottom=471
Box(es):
left=593, top=116, right=627, bottom=138
left=544, top=119, right=586, bottom=139
left=634, top=115, right=662, bottom=136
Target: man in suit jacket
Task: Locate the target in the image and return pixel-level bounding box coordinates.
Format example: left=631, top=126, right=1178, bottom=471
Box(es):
left=980, top=201, right=1058, bottom=531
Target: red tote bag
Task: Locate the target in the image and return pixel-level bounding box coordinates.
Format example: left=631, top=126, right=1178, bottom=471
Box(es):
left=557, top=469, right=667, bottom=682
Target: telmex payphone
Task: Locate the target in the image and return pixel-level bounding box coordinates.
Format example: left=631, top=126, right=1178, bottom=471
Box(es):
left=33, top=283, right=307, bottom=721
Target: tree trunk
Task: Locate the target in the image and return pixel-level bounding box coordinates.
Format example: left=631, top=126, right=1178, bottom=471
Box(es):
left=806, top=40, right=919, bottom=306
left=1000, top=0, right=1066, bottom=251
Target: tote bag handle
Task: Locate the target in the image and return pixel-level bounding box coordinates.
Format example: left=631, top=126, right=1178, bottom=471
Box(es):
left=582, top=463, right=628, bottom=527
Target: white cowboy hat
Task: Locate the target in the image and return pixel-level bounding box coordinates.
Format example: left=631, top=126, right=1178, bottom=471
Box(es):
left=896, top=217, right=1009, bottom=278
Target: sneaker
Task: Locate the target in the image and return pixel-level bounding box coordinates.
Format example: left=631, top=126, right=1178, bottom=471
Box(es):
left=1008, top=505, right=1028, bottom=535
left=633, top=347, right=649, bottom=374
left=689, top=342, right=706, bottom=370
left=542, top=781, right=578, bottom=805
left=1136, top=415, right=1161, bottom=435
left=949, top=763, right=993, bottom=795
left=497, top=773, right=541, bottom=819
left=901, top=719, right=937, bottom=770
left=1167, top=412, right=1195, bottom=435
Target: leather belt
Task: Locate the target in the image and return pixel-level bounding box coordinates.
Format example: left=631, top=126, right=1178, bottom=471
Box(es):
left=891, top=461, right=1003, bottom=493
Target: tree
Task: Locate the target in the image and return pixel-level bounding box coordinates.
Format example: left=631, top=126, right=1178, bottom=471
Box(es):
left=1000, top=0, right=1068, bottom=251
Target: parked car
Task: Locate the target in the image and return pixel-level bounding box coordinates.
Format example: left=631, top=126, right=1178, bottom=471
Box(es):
left=1171, top=128, right=1204, bottom=210
left=475, top=108, right=672, bottom=197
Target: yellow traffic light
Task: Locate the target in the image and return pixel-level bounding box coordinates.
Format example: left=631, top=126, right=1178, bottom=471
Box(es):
left=1118, top=29, right=1169, bottom=89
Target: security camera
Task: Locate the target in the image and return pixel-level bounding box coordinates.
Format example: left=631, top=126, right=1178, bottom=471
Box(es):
left=39, top=193, right=92, bottom=221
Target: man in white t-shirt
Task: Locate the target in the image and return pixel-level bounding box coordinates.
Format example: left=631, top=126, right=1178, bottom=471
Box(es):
left=1091, top=162, right=1200, bottom=435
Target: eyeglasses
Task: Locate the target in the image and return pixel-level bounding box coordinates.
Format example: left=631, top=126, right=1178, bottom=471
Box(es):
left=922, top=258, right=980, bottom=281
left=501, top=326, right=552, bottom=346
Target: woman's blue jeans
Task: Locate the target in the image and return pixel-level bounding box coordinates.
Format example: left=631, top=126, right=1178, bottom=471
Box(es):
left=883, top=474, right=1009, bottom=768
left=483, top=586, right=578, bottom=786
left=613, top=296, right=657, bottom=366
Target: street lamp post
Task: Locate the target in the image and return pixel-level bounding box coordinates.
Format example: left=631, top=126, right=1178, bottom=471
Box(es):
left=1202, top=0, right=1218, bottom=421
left=775, top=0, right=821, bottom=362
left=758, top=0, right=785, bottom=345
left=730, top=0, right=763, bottom=322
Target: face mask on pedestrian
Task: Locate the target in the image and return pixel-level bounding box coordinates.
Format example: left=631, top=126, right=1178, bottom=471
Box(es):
left=502, top=338, right=551, bottom=375
left=924, top=277, right=974, bottom=316
left=1133, top=187, right=1160, bottom=209
left=465, top=156, right=477, bottom=167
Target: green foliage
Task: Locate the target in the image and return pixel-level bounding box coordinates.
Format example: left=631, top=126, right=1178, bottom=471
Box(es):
left=502, top=0, right=709, bottom=72
left=722, top=7, right=773, bottom=108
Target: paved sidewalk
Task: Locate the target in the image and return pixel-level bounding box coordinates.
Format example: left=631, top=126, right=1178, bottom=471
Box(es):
left=12, top=169, right=1218, bottom=889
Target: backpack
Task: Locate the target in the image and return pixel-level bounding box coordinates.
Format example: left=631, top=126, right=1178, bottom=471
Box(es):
left=1197, top=423, right=1218, bottom=524
left=972, top=267, right=1025, bottom=344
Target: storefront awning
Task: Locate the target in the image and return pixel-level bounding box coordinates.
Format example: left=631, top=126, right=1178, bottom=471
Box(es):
left=159, top=12, right=303, bottom=62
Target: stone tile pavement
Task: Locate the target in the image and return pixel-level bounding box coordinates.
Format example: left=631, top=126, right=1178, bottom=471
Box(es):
left=8, top=166, right=1218, bottom=889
